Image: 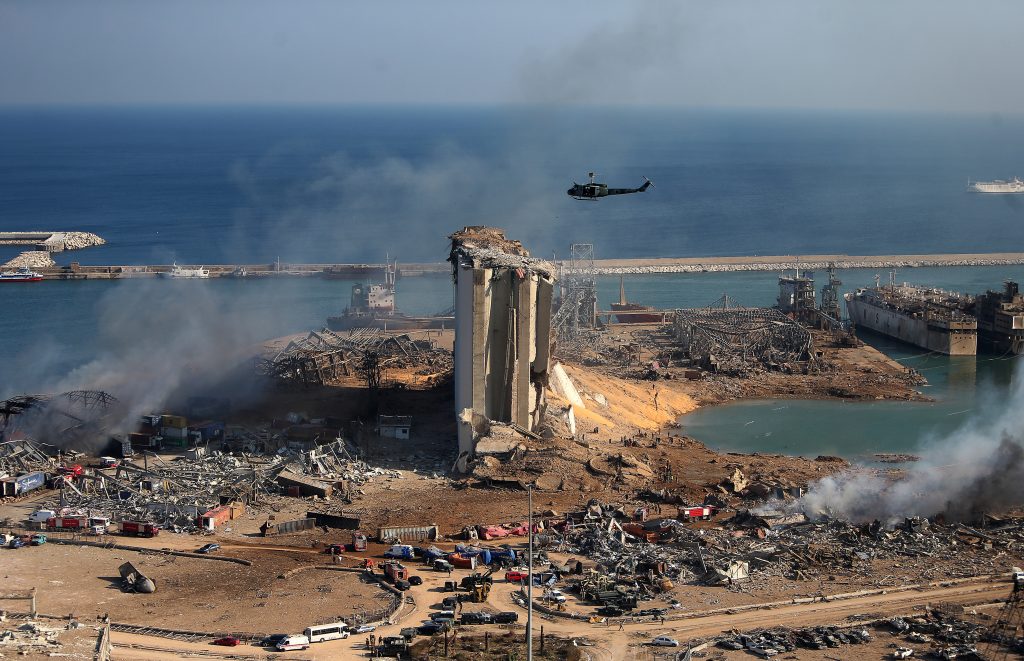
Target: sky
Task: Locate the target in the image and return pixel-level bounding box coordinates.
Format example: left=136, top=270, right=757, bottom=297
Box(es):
left=1, top=0, right=1024, bottom=112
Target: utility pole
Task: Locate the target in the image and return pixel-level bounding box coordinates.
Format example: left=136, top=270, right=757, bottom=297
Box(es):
left=527, top=484, right=533, bottom=661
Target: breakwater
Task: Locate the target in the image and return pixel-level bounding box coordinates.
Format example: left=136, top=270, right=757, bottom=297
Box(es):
left=581, top=252, right=1024, bottom=274
left=21, top=252, right=1024, bottom=280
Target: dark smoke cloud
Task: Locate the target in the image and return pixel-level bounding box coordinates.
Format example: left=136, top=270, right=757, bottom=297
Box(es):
left=794, top=366, right=1024, bottom=524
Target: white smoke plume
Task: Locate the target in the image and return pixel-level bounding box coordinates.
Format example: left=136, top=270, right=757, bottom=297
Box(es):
left=795, top=362, right=1024, bottom=524
left=6, top=280, right=272, bottom=451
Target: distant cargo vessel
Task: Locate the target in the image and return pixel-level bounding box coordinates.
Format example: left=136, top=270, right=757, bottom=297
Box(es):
left=845, top=280, right=977, bottom=355
left=609, top=276, right=663, bottom=323
left=0, top=267, right=44, bottom=282
left=967, top=177, right=1024, bottom=193
left=968, top=280, right=1024, bottom=355
left=326, top=260, right=452, bottom=331
left=161, top=263, right=210, bottom=279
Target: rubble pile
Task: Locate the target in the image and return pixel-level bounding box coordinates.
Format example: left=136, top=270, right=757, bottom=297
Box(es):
left=509, top=495, right=1024, bottom=611
left=0, top=438, right=55, bottom=479
left=38, top=437, right=387, bottom=531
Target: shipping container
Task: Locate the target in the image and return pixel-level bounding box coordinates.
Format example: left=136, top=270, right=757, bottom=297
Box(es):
left=199, top=505, right=232, bottom=530
left=376, top=524, right=439, bottom=543
left=12, top=474, right=45, bottom=495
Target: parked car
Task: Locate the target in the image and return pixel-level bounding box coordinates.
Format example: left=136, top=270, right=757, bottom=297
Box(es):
left=399, top=627, right=418, bottom=641
left=394, top=579, right=411, bottom=591
left=461, top=612, right=492, bottom=625
left=212, top=636, right=240, bottom=646
left=417, top=622, right=444, bottom=635
left=323, top=544, right=344, bottom=554
left=99, top=456, right=121, bottom=468
left=354, top=624, right=375, bottom=634
left=8, top=537, right=26, bottom=549
left=505, top=570, right=528, bottom=582
left=544, top=590, right=567, bottom=604
left=30, top=533, right=46, bottom=546
left=260, top=634, right=288, bottom=648
left=430, top=610, right=456, bottom=622
left=408, top=575, right=423, bottom=586
left=651, top=636, right=680, bottom=647
left=441, top=596, right=460, bottom=609
left=197, top=543, right=220, bottom=554
left=596, top=605, right=623, bottom=617
left=492, top=612, right=518, bottom=624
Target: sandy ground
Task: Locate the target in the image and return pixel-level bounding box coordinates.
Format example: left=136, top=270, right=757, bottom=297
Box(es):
left=0, top=543, right=387, bottom=635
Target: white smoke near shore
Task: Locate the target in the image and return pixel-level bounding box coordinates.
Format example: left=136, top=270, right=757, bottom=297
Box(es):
left=6, top=281, right=272, bottom=452
left=795, top=363, right=1024, bottom=524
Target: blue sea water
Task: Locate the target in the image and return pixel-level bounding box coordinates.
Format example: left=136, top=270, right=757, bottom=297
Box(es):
left=3, top=106, right=1024, bottom=456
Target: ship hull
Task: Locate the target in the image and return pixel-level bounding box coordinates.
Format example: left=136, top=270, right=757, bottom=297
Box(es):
left=846, top=298, right=977, bottom=355
left=609, top=303, right=664, bottom=324
left=0, top=276, right=43, bottom=282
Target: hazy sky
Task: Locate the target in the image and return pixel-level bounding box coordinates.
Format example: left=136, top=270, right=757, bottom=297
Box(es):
left=2, top=0, right=1023, bottom=112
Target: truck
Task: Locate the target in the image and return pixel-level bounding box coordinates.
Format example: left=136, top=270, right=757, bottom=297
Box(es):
left=46, top=516, right=88, bottom=531
left=383, top=561, right=409, bottom=583
left=120, top=521, right=160, bottom=537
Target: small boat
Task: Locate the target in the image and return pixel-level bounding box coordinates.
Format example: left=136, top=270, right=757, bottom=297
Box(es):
left=609, top=276, right=663, bottom=323
left=0, top=266, right=44, bottom=282
left=161, top=262, right=210, bottom=279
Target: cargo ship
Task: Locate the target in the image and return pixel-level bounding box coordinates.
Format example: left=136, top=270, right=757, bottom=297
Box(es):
left=968, top=281, right=1024, bottom=355
left=0, top=267, right=44, bottom=282
left=967, top=177, right=1024, bottom=193
left=609, top=276, right=664, bottom=323
left=326, top=260, right=453, bottom=331
left=845, top=281, right=977, bottom=355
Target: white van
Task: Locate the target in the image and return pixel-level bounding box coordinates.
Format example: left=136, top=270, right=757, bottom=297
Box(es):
left=276, top=634, right=310, bottom=651
left=304, top=622, right=350, bottom=643
left=27, top=509, right=56, bottom=525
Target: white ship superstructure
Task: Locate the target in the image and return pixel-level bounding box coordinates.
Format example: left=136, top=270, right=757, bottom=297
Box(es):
left=968, top=177, right=1024, bottom=193
left=162, top=263, right=210, bottom=279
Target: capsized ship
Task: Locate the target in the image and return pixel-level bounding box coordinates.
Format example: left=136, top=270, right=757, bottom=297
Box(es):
left=326, top=260, right=453, bottom=332
left=968, top=177, right=1024, bottom=193
left=845, top=280, right=977, bottom=355
left=968, top=280, right=1024, bottom=355
left=609, top=276, right=664, bottom=323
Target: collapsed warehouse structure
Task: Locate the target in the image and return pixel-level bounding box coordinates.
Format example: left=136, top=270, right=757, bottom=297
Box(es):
left=449, top=227, right=556, bottom=472
left=255, top=327, right=451, bottom=388
left=673, top=295, right=816, bottom=375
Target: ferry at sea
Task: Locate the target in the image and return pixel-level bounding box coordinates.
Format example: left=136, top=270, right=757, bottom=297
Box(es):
left=967, top=177, right=1024, bottom=193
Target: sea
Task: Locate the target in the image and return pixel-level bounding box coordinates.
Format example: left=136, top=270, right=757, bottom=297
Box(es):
left=2, top=105, right=1024, bottom=458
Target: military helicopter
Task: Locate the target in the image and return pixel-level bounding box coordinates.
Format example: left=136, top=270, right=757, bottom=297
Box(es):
left=567, top=172, right=653, bottom=200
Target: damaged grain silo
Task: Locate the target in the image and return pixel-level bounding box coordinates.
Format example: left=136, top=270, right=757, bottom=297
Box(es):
left=448, top=227, right=556, bottom=472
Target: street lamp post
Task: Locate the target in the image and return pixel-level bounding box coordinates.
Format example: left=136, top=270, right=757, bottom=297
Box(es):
left=527, top=484, right=533, bottom=661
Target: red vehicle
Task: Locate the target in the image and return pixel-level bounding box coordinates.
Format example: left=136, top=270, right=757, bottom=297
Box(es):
left=120, top=521, right=160, bottom=537
left=505, top=570, right=528, bottom=583
left=352, top=531, right=368, bottom=552
left=678, top=506, right=716, bottom=521
left=212, top=636, right=240, bottom=647
left=58, top=464, right=83, bottom=477
left=46, top=516, right=87, bottom=531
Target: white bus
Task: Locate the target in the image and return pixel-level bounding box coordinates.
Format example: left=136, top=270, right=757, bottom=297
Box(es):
left=303, top=622, right=351, bottom=643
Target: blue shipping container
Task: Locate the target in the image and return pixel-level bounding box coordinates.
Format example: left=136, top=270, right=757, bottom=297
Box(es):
left=15, top=471, right=46, bottom=494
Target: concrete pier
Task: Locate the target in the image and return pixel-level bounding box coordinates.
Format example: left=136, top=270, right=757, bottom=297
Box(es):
left=22, top=252, right=1024, bottom=280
